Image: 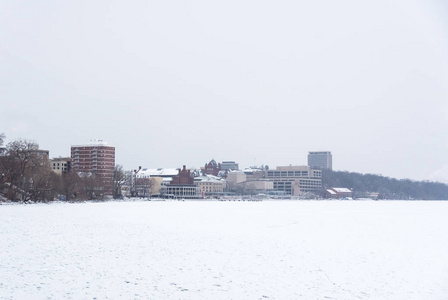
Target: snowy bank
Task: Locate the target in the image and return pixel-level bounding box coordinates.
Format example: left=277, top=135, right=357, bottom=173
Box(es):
left=1, top=200, right=447, bottom=299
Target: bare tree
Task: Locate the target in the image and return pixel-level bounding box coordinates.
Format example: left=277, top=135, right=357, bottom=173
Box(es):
left=112, top=165, right=125, bottom=199
left=0, top=137, right=75, bottom=202
left=135, top=176, right=153, bottom=198
left=60, top=171, right=81, bottom=201
left=79, top=172, right=104, bottom=200
left=27, top=167, right=60, bottom=202
left=3, top=139, right=46, bottom=201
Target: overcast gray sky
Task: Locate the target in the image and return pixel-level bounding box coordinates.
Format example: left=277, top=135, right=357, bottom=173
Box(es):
left=1, top=0, right=448, bottom=182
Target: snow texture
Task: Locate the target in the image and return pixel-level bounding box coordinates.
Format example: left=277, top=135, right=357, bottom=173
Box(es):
left=1, top=200, right=447, bottom=299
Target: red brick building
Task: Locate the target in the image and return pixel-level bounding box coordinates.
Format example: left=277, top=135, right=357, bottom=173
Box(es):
left=71, top=140, right=115, bottom=194
left=171, top=165, right=194, bottom=185
left=204, top=159, right=221, bottom=176
left=168, top=165, right=199, bottom=199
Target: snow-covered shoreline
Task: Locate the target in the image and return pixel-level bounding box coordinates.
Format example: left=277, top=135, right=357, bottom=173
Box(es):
left=2, top=196, right=447, bottom=205
left=1, top=200, right=447, bottom=299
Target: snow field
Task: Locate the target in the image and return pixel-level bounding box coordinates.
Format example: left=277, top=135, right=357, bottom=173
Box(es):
left=0, top=200, right=447, bottom=299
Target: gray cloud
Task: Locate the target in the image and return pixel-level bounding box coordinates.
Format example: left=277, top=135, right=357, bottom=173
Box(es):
left=1, top=0, right=447, bottom=181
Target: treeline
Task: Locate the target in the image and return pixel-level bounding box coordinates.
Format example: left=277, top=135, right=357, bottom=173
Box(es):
left=321, top=169, right=448, bottom=200
left=0, top=134, right=125, bottom=202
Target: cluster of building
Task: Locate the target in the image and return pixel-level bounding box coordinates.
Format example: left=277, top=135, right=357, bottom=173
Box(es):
left=48, top=140, right=115, bottom=192
left=45, top=140, right=336, bottom=199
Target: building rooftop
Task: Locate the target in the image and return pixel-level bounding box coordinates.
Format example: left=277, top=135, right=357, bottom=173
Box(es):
left=194, top=174, right=224, bottom=183
left=71, top=139, right=113, bottom=147
left=137, top=168, right=179, bottom=177
left=308, top=151, right=332, bottom=154
left=331, top=188, right=352, bottom=193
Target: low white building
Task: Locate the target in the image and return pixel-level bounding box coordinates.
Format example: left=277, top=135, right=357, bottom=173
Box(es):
left=238, top=179, right=274, bottom=194
left=194, top=174, right=226, bottom=196
left=226, top=171, right=247, bottom=184
left=128, top=167, right=180, bottom=197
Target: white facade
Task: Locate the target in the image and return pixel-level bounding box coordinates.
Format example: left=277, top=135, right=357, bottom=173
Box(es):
left=226, top=171, right=247, bottom=185
left=267, top=166, right=322, bottom=195
left=238, top=180, right=274, bottom=193
left=195, top=175, right=226, bottom=195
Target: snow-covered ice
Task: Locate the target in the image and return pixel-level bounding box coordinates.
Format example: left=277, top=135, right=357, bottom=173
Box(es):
left=1, top=200, right=447, bottom=299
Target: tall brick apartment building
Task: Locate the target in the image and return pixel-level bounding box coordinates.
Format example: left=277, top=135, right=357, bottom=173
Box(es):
left=71, top=140, right=115, bottom=194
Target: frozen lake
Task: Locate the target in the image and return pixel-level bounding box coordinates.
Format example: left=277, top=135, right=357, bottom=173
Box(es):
left=1, top=200, right=447, bottom=299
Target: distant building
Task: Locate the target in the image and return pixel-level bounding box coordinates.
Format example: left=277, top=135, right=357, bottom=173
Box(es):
left=204, top=159, right=221, bottom=176
left=308, top=151, right=332, bottom=170
left=266, top=165, right=322, bottom=195
left=238, top=179, right=274, bottom=194
left=242, top=167, right=265, bottom=180
left=226, top=170, right=274, bottom=195
left=220, top=161, right=239, bottom=171
left=137, top=168, right=179, bottom=184
left=326, top=187, right=352, bottom=199
left=194, top=174, right=226, bottom=196
left=167, top=165, right=199, bottom=199
left=71, top=140, right=115, bottom=194
left=50, top=157, right=71, bottom=175
left=165, top=185, right=199, bottom=199
left=226, top=171, right=247, bottom=186
left=125, top=167, right=178, bottom=197
left=171, top=165, right=194, bottom=185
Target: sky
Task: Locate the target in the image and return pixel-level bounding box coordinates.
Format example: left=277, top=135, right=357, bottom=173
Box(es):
left=1, top=0, right=448, bottom=182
